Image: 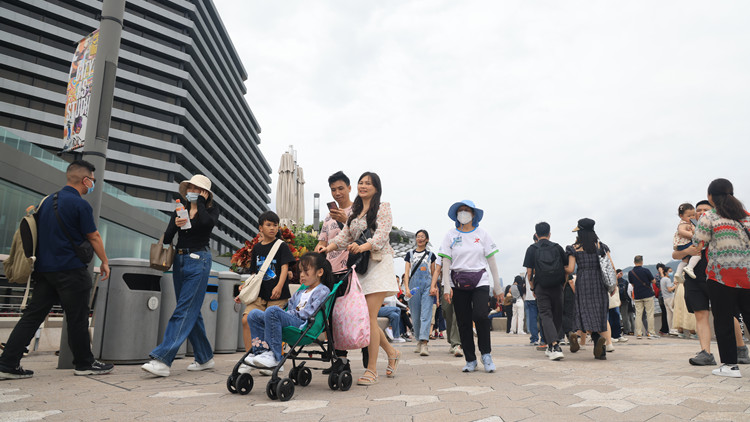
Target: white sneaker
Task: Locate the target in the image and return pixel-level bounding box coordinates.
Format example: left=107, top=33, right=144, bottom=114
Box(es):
left=252, top=351, right=279, bottom=369
left=141, top=359, right=170, bottom=377
left=683, top=267, right=696, bottom=279
left=606, top=344, right=615, bottom=352
left=420, top=344, right=430, bottom=356
left=391, top=337, right=406, bottom=343
left=243, top=353, right=256, bottom=366
left=238, top=364, right=252, bottom=374
left=712, top=364, right=741, bottom=378
left=385, top=327, right=394, bottom=341
left=187, top=358, right=215, bottom=371
left=616, top=337, right=629, bottom=343
left=259, top=365, right=284, bottom=376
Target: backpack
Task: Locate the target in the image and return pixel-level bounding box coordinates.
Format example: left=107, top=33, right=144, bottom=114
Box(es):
left=533, top=240, right=565, bottom=287
left=3, top=196, right=48, bottom=309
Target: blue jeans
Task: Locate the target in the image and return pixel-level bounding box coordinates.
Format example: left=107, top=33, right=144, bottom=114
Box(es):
left=525, top=299, right=539, bottom=343
left=408, top=277, right=434, bottom=341
left=378, top=306, right=402, bottom=337
left=247, top=307, right=305, bottom=361
left=608, top=306, right=622, bottom=339
left=150, top=251, right=213, bottom=366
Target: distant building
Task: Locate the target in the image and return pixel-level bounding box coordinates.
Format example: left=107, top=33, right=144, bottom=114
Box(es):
left=0, top=0, right=271, bottom=257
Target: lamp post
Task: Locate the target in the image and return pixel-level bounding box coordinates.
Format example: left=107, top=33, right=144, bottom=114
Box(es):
left=313, top=193, right=320, bottom=231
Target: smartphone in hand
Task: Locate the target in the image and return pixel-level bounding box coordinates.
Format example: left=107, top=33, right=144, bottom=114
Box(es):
left=327, top=201, right=338, bottom=211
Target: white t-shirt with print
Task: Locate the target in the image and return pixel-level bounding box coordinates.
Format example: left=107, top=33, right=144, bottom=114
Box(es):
left=438, top=227, right=498, bottom=289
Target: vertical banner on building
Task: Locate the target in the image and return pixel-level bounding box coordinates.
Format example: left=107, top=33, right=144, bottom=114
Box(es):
left=62, top=30, right=99, bottom=153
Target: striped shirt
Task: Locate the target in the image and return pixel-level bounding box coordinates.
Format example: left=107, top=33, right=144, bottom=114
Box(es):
left=693, top=209, right=750, bottom=288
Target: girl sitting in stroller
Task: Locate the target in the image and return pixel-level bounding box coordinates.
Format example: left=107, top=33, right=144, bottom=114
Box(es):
left=248, top=252, right=332, bottom=369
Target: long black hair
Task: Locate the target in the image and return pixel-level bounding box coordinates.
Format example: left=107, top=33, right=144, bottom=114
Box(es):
left=298, top=252, right=333, bottom=289
left=708, top=178, right=747, bottom=221
left=348, top=172, right=382, bottom=231
left=575, top=231, right=599, bottom=254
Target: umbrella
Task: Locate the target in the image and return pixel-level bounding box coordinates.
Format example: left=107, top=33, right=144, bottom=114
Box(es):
left=295, top=166, right=305, bottom=225
left=276, top=152, right=296, bottom=227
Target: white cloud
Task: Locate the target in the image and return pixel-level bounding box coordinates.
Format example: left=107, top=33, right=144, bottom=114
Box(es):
left=214, top=0, right=750, bottom=282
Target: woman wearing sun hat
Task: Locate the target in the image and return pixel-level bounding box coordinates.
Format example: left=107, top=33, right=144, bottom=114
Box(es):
left=142, top=175, right=220, bottom=377
left=433, top=200, right=503, bottom=373
left=564, top=218, right=614, bottom=360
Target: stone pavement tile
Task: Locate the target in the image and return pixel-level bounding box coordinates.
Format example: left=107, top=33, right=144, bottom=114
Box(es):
left=692, top=411, right=750, bottom=421
left=681, top=397, right=750, bottom=413
left=486, top=406, right=535, bottom=422
left=582, top=405, right=660, bottom=421
left=42, top=405, right=148, bottom=421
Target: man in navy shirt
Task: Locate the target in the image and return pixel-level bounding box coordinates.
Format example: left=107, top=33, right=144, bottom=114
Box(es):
left=0, top=160, right=114, bottom=379
left=628, top=255, right=658, bottom=339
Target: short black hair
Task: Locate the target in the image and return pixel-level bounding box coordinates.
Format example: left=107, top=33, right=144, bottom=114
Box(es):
left=535, top=222, right=550, bottom=237
left=258, top=211, right=280, bottom=226
left=67, top=159, right=95, bottom=174
left=616, top=269, right=622, bottom=274
left=416, top=229, right=429, bottom=239
left=696, top=200, right=711, bottom=207
left=328, top=171, right=350, bottom=186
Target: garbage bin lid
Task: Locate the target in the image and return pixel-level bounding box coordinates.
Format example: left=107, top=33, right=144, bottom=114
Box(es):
left=209, top=270, right=219, bottom=277
left=108, top=258, right=152, bottom=267
left=218, top=271, right=241, bottom=280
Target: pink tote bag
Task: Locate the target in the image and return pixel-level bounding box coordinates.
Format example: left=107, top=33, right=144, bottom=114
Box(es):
left=332, top=269, right=371, bottom=350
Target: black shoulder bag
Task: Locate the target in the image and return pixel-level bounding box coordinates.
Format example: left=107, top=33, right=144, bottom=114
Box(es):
left=53, top=193, right=95, bottom=264
left=346, top=228, right=372, bottom=274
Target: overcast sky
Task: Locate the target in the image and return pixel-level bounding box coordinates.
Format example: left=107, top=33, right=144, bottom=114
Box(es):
left=213, top=0, right=750, bottom=285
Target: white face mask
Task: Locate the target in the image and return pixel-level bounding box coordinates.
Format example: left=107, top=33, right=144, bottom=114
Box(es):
left=457, top=210, right=473, bottom=225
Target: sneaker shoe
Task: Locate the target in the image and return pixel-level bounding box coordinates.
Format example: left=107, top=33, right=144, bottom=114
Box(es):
left=0, top=363, right=33, bottom=380
left=391, top=337, right=406, bottom=343
left=616, top=336, right=629, bottom=343
left=549, top=344, right=564, bottom=361
left=462, top=360, right=478, bottom=372
left=187, top=358, right=215, bottom=371
left=536, top=343, right=548, bottom=351
left=636, top=335, right=643, bottom=339
left=712, top=364, right=741, bottom=378
left=737, top=346, right=750, bottom=364
left=669, top=329, right=680, bottom=336
left=402, top=334, right=413, bottom=342
left=141, top=359, right=170, bottom=377
left=75, top=360, right=114, bottom=376
left=438, top=332, right=444, bottom=339
left=243, top=352, right=257, bottom=366
left=259, top=365, right=284, bottom=376
left=544, top=345, right=552, bottom=357
left=606, top=343, right=615, bottom=352
left=689, top=350, right=717, bottom=366
left=238, top=364, right=252, bottom=374
left=416, top=343, right=423, bottom=354
left=322, top=358, right=348, bottom=375
left=252, top=351, right=279, bottom=369
left=481, top=354, right=495, bottom=373
left=453, top=346, right=463, bottom=358
left=420, top=344, right=430, bottom=357
left=690, top=334, right=699, bottom=340
left=384, top=327, right=394, bottom=341
left=647, top=334, right=660, bottom=339
left=569, top=332, right=580, bottom=353
left=683, top=267, right=696, bottom=279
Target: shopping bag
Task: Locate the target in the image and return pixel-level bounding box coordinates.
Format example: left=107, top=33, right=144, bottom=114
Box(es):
left=332, top=268, right=371, bottom=350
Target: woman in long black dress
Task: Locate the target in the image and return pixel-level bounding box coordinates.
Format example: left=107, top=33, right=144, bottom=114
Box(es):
left=565, top=218, right=614, bottom=360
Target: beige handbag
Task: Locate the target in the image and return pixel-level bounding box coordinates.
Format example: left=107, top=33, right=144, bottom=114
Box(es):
left=149, top=234, right=175, bottom=271
left=238, top=239, right=284, bottom=305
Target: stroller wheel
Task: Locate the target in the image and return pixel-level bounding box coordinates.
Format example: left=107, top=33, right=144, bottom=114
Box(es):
left=235, top=373, right=254, bottom=395
left=266, top=379, right=279, bottom=400
left=289, top=366, right=300, bottom=385
left=328, top=371, right=339, bottom=390
left=298, top=367, right=312, bottom=387
left=226, top=374, right=237, bottom=394
left=338, top=371, right=353, bottom=391
left=276, top=378, right=295, bottom=402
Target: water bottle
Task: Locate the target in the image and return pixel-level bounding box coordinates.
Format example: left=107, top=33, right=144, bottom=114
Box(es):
left=175, top=199, right=191, bottom=230
left=410, top=287, right=418, bottom=296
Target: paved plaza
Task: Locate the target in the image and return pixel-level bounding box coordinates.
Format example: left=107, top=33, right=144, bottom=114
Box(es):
left=1, top=332, right=749, bottom=422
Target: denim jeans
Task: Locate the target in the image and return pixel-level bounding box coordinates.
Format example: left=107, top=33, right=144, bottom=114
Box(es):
left=608, top=306, right=622, bottom=339
left=408, top=277, right=434, bottom=341
left=150, top=251, right=213, bottom=366
left=525, top=299, right=539, bottom=343
left=247, top=306, right=305, bottom=361
left=378, top=306, right=402, bottom=337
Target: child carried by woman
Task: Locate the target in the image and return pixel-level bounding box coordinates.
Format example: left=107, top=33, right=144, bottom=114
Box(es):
left=674, top=203, right=701, bottom=279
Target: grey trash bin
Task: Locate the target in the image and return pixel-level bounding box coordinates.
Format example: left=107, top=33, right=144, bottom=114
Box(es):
left=92, top=258, right=162, bottom=364
left=158, top=271, right=186, bottom=359
left=237, top=275, right=249, bottom=351
left=186, top=270, right=219, bottom=356
left=215, top=271, right=241, bottom=353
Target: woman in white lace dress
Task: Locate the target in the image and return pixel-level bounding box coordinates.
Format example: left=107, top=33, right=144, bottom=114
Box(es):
left=324, top=172, right=399, bottom=386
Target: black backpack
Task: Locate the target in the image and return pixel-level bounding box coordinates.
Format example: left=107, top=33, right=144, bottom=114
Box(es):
left=533, top=240, right=565, bottom=287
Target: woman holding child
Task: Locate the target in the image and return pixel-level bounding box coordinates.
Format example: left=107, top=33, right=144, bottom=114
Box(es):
left=323, top=172, right=400, bottom=386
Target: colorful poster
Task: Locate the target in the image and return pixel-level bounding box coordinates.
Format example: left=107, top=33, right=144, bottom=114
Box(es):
left=62, top=30, right=99, bottom=152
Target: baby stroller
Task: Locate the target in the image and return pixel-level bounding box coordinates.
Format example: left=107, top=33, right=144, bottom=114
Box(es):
left=226, top=274, right=352, bottom=401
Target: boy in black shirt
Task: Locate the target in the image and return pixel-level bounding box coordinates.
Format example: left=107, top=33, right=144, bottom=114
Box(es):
left=240, top=211, right=295, bottom=355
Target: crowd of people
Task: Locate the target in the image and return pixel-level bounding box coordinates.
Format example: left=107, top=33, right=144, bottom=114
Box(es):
left=2, top=163, right=748, bottom=385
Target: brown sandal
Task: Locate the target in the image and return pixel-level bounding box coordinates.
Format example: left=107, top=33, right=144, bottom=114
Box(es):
left=386, top=350, right=401, bottom=378
left=357, top=369, right=378, bottom=385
